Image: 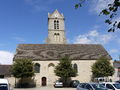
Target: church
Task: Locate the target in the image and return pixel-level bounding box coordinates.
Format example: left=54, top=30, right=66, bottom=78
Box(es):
left=13, top=10, right=112, bottom=86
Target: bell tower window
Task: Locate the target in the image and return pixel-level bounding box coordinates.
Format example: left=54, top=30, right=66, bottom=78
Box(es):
left=54, top=20, right=59, bottom=30
left=47, top=10, right=67, bottom=44
left=54, top=20, right=56, bottom=29
left=54, top=33, right=60, bottom=42
left=57, top=20, right=59, bottom=29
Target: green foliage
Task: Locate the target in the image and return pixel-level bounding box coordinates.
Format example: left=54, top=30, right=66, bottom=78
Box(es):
left=102, top=9, right=110, bottom=15
left=101, top=0, right=120, bottom=32
left=105, top=19, right=112, bottom=24
left=11, top=59, right=34, bottom=78
left=54, top=56, right=77, bottom=84
left=91, top=57, right=114, bottom=78
left=75, top=0, right=120, bottom=32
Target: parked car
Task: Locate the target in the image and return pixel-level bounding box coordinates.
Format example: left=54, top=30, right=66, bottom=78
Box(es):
left=116, top=80, right=120, bottom=84
left=77, top=83, right=88, bottom=90
left=70, top=80, right=80, bottom=88
left=101, top=82, right=120, bottom=90
left=94, top=77, right=106, bottom=83
left=77, top=83, right=108, bottom=90
left=0, top=79, right=13, bottom=90
left=94, top=77, right=112, bottom=83
left=54, top=80, right=63, bottom=88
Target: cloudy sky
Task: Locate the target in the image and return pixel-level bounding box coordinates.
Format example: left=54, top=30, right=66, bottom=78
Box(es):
left=0, top=0, right=120, bottom=64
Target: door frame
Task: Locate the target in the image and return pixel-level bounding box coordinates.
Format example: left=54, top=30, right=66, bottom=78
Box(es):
left=41, top=77, right=47, bottom=86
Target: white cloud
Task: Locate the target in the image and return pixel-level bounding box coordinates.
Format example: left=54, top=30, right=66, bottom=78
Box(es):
left=89, top=30, right=99, bottom=37
left=114, top=17, right=120, bottom=22
left=100, top=34, right=113, bottom=44
left=90, top=0, right=114, bottom=14
left=109, top=49, right=119, bottom=54
left=13, top=37, right=26, bottom=42
left=74, top=36, right=91, bottom=44
left=74, top=30, right=113, bottom=44
left=0, top=51, right=14, bottom=65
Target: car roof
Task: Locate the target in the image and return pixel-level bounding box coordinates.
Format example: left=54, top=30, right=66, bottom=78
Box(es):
left=101, top=82, right=116, bottom=84
left=0, top=79, right=9, bottom=84
left=88, top=82, right=99, bottom=84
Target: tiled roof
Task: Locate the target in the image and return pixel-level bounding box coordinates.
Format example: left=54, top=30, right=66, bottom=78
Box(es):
left=14, top=44, right=112, bottom=61
left=0, top=65, right=11, bottom=76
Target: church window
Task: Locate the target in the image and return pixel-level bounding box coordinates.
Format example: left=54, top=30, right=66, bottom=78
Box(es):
left=57, top=33, right=59, bottom=35
left=54, top=20, right=59, bottom=30
left=48, top=63, right=55, bottom=75
left=54, top=33, right=57, bottom=35
left=48, top=63, right=55, bottom=67
left=34, top=63, right=40, bottom=73
left=54, top=33, right=57, bottom=41
left=73, top=63, right=78, bottom=73
left=57, top=33, right=60, bottom=41
left=54, top=20, right=57, bottom=29
left=54, top=33, right=60, bottom=42
left=57, top=20, right=59, bottom=29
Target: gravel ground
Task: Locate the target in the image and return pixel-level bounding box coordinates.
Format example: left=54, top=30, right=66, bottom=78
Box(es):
left=13, top=86, right=76, bottom=90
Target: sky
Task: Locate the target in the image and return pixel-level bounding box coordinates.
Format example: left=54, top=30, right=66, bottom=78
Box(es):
left=0, top=0, right=120, bottom=64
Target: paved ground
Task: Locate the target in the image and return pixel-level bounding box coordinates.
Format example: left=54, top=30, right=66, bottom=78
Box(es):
left=13, top=86, right=76, bottom=90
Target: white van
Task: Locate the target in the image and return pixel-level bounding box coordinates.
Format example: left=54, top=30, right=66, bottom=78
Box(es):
left=0, top=79, right=12, bottom=90
left=101, top=82, right=120, bottom=90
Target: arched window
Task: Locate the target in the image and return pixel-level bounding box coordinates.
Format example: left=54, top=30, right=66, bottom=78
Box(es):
left=54, top=20, right=56, bottom=29
left=54, top=33, right=58, bottom=35
left=48, top=63, right=55, bottom=67
left=48, top=63, right=55, bottom=75
left=57, top=20, right=59, bottom=29
left=56, top=33, right=60, bottom=41
left=54, top=20, right=59, bottom=30
left=56, top=33, right=59, bottom=35
left=54, top=33, right=57, bottom=41
left=73, top=63, right=78, bottom=73
left=34, top=63, right=40, bottom=73
left=54, top=33, right=60, bottom=42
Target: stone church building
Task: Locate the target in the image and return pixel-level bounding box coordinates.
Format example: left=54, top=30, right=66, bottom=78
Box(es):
left=13, top=10, right=112, bottom=86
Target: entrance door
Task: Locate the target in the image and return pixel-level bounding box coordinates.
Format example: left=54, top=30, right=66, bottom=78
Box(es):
left=41, top=77, right=47, bottom=86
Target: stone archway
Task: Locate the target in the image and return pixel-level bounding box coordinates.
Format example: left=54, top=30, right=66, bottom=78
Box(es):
left=48, top=63, right=55, bottom=75
left=41, top=77, right=47, bottom=86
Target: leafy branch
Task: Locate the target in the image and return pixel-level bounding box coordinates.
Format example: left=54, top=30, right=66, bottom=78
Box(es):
left=75, top=0, right=120, bottom=32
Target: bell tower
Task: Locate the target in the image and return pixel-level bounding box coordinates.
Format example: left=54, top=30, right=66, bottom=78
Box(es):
left=46, top=9, right=67, bottom=44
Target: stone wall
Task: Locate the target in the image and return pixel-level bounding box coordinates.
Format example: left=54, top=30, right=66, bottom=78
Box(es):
left=7, top=60, right=116, bottom=87
left=33, top=60, right=96, bottom=86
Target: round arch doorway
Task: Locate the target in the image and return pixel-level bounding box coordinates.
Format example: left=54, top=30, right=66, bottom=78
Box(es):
left=41, top=77, right=47, bottom=86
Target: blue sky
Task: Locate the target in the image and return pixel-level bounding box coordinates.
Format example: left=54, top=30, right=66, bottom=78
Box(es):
left=0, top=0, right=120, bottom=64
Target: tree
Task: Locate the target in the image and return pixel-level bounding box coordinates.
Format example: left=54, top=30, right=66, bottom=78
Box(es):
left=75, top=0, right=120, bottom=32
left=11, top=59, right=34, bottom=87
left=54, top=56, right=77, bottom=86
left=91, top=57, right=114, bottom=79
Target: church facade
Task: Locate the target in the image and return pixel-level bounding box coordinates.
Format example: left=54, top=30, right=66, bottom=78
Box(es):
left=13, top=10, right=112, bottom=87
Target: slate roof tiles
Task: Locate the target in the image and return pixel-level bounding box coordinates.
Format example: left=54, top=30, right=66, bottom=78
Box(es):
left=14, top=44, right=112, bottom=61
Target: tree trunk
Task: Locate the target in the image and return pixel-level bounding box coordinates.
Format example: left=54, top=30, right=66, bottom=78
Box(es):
left=15, top=78, right=16, bottom=88
left=21, top=78, right=23, bottom=88
left=63, top=78, right=68, bottom=87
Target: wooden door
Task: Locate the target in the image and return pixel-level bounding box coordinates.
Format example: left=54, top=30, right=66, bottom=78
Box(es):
left=42, top=77, right=47, bottom=86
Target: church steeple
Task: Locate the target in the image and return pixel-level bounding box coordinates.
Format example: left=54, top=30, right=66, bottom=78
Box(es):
left=46, top=10, right=67, bottom=44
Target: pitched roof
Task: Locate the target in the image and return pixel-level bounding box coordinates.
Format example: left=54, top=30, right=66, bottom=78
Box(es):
left=48, top=9, right=64, bottom=18
left=14, top=44, right=112, bottom=61
left=0, top=65, right=12, bottom=76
